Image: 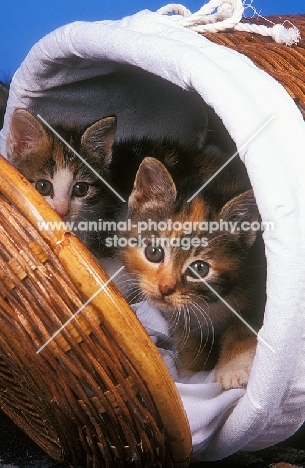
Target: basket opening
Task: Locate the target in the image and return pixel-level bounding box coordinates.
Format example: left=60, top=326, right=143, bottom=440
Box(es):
left=27, top=65, right=210, bottom=150
left=1, top=12, right=305, bottom=462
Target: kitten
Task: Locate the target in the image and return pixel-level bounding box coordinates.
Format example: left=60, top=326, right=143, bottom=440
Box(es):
left=119, top=157, right=266, bottom=390
left=6, top=108, right=118, bottom=220
left=6, top=108, right=121, bottom=250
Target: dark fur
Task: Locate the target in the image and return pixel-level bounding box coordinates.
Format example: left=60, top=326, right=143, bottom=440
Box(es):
left=7, top=109, right=117, bottom=252
left=7, top=110, right=266, bottom=388
left=109, top=137, right=251, bottom=208
left=0, top=81, right=9, bottom=129
left=119, top=157, right=266, bottom=389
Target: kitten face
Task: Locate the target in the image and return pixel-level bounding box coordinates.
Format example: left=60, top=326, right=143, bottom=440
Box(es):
left=120, top=158, right=266, bottom=379
left=122, top=157, right=259, bottom=311
left=24, top=146, right=103, bottom=220
left=122, top=196, right=255, bottom=320
left=7, top=108, right=117, bottom=222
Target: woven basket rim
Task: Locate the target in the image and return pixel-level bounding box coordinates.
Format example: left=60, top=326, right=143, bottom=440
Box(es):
left=203, top=14, right=305, bottom=118
left=0, top=154, right=192, bottom=466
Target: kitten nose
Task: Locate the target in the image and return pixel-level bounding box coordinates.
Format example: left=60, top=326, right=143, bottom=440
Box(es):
left=54, top=201, right=70, bottom=218
left=159, top=283, right=175, bottom=296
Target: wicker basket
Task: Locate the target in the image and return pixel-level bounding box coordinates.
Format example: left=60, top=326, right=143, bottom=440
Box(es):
left=205, top=15, right=305, bottom=118
left=0, top=13, right=304, bottom=468
left=0, top=156, right=192, bottom=467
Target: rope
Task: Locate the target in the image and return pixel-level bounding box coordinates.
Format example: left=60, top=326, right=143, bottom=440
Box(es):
left=157, top=1, right=301, bottom=46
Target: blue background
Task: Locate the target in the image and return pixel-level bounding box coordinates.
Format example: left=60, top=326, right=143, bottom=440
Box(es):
left=1, top=0, right=304, bottom=79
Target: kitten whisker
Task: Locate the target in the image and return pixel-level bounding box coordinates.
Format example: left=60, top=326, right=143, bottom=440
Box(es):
left=113, top=277, right=144, bottom=302
left=177, top=307, right=190, bottom=353
left=189, top=300, right=215, bottom=368
left=169, top=306, right=190, bottom=354
left=167, top=306, right=182, bottom=335
left=187, top=292, right=209, bottom=309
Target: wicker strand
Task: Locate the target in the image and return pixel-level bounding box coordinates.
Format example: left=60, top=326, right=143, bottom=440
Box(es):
left=157, top=0, right=301, bottom=45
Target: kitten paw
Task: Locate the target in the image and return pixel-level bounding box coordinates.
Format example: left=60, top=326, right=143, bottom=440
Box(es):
left=215, top=352, right=254, bottom=390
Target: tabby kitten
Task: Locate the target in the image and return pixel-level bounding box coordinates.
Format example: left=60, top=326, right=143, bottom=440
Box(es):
left=7, top=108, right=118, bottom=218
left=119, top=157, right=266, bottom=390
left=6, top=108, right=121, bottom=250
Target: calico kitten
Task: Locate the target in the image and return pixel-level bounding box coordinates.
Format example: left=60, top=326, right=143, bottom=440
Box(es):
left=119, top=157, right=266, bottom=390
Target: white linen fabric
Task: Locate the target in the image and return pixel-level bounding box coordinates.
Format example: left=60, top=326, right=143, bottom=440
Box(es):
left=1, top=10, right=305, bottom=461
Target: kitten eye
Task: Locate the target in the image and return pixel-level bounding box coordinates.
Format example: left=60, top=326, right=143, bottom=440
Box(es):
left=187, top=261, right=209, bottom=279
left=72, top=182, right=89, bottom=197
left=35, top=179, right=53, bottom=196
left=144, top=245, right=164, bottom=263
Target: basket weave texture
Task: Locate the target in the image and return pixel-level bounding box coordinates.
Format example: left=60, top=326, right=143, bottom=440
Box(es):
left=0, top=13, right=304, bottom=468
left=0, top=156, right=192, bottom=468
left=204, top=14, right=305, bottom=118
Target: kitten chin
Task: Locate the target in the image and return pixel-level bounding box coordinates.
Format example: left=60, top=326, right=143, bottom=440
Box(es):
left=119, top=157, right=266, bottom=389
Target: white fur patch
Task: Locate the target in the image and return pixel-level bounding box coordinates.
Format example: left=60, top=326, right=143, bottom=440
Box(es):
left=49, top=168, right=74, bottom=218
left=215, top=347, right=256, bottom=390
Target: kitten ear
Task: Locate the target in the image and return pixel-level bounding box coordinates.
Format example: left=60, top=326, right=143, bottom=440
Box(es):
left=81, top=116, right=117, bottom=166
left=220, top=189, right=260, bottom=247
left=128, top=157, right=177, bottom=214
left=7, top=108, right=48, bottom=160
